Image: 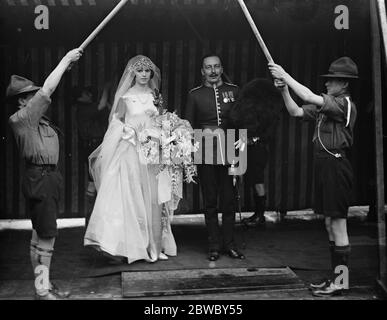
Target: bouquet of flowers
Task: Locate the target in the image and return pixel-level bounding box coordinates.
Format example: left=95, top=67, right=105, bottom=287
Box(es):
left=138, top=89, right=199, bottom=183
left=135, top=89, right=199, bottom=228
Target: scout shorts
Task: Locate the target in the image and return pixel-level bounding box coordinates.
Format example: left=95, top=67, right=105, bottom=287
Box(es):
left=313, top=154, right=354, bottom=219
left=22, top=165, right=63, bottom=238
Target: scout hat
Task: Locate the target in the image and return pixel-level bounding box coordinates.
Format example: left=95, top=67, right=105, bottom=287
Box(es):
left=6, top=75, right=40, bottom=98
left=320, top=57, right=359, bottom=79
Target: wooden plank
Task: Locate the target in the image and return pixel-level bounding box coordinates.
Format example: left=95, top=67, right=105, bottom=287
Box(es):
left=370, top=0, right=387, bottom=290
left=162, top=41, right=170, bottom=106
left=14, top=47, right=25, bottom=218
left=299, top=43, right=313, bottom=209
left=122, top=267, right=304, bottom=297
left=227, top=40, right=236, bottom=82
left=376, top=0, right=387, bottom=65
left=84, top=46, right=92, bottom=87
left=174, top=40, right=183, bottom=114
left=287, top=42, right=299, bottom=210
left=57, top=47, right=66, bottom=215
left=0, top=46, right=9, bottom=218
left=240, top=40, right=249, bottom=85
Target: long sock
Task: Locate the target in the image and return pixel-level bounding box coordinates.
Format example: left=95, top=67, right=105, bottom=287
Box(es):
left=33, top=237, right=55, bottom=296
left=333, top=245, right=351, bottom=288
left=329, top=241, right=335, bottom=271
left=30, top=230, right=39, bottom=275
left=254, top=195, right=266, bottom=220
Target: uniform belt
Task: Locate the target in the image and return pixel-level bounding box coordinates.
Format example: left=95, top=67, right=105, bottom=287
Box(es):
left=315, top=149, right=346, bottom=158
left=26, top=163, right=57, bottom=170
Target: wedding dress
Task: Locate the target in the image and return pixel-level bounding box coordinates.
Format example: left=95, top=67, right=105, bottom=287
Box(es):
left=84, top=91, right=177, bottom=264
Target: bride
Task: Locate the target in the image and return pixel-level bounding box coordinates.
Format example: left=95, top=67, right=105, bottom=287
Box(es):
left=84, top=55, right=177, bottom=264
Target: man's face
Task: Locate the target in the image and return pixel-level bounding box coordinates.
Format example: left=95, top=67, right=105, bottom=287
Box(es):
left=202, top=56, right=223, bottom=87
left=325, top=78, right=348, bottom=96
left=18, top=92, right=36, bottom=109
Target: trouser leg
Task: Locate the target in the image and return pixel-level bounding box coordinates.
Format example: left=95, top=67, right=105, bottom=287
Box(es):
left=219, top=166, right=236, bottom=250
left=198, top=165, right=220, bottom=251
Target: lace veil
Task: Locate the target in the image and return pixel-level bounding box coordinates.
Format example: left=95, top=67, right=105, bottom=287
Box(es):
left=108, top=55, right=161, bottom=122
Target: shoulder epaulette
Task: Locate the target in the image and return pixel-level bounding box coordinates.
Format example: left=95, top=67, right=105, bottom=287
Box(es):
left=224, top=82, right=238, bottom=88
left=189, top=85, right=203, bottom=93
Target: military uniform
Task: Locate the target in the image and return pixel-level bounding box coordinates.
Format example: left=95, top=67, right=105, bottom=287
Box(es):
left=185, top=82, right=239, bottom=252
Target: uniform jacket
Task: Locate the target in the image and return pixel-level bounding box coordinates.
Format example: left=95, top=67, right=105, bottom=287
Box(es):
left=184, top=82, right=239, bottom=165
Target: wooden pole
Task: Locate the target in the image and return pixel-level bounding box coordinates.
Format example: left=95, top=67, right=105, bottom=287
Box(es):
left=79, top=0, right=129, bottom=50
left=236, top=0, right=274, bottom=63
left=370, top=0, right=386, bottom=293
left=376, top=0, right=387, bottom=66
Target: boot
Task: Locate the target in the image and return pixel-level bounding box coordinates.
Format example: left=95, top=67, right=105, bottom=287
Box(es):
left=313, top=245, right=350, bottom=297
left=243, top=195, right=266, bottom=227
left=309, top=241, right=335, bottom=290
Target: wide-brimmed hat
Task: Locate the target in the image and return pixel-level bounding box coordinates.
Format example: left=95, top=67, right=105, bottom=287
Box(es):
left=320, top=57, right=359, bottom=79
left=6, top=75, right=40, bottom=98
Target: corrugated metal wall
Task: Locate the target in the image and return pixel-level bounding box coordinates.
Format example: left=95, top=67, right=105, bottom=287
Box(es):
left=0, top=0, right=374, bottom=218
left=0, top=38, right=373, bottom=218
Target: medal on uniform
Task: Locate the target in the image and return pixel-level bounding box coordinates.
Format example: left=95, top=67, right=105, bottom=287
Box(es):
left=223, top=92, right=229, bottom=103
left=229, top=91, right=235, bottom=102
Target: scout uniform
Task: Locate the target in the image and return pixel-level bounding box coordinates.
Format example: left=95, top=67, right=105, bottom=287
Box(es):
left=8, top=80, right=62, bottom=239
left=303, top=86, right=356, bottom=219
left=300, top=57, right=358, bottom=296
left=6, top=46, right=81, bottom=300
left=185, top=82, right=241, bottom=255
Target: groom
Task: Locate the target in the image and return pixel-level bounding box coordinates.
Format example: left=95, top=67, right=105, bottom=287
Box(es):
left=184, top=54, right=245, bottom=261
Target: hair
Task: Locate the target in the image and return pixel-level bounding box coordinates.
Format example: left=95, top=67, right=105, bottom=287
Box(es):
left=201, top=53, right=222, bottom=68
left=229, top=78, right=283, bottom=141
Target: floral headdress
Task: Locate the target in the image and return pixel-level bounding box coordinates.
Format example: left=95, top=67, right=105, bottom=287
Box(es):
left=109, top=55, right=161, bottom=122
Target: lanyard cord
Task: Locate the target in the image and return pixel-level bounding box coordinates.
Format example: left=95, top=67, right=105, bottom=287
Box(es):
left=316, top=98, right=351, bottom=159
left=317, top=118, right=342, bottom=158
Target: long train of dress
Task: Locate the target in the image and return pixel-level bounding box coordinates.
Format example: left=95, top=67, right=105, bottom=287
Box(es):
left=84, top=93, right=177, bottom=264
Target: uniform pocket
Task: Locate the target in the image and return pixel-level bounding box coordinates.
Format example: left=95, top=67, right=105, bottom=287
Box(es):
left=22, top=168, right=45, bottom=199
left=39, top=124, right=56, bottom=137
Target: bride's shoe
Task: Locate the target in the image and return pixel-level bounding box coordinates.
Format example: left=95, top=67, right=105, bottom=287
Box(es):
left=158, top=252, right=169, bottom=260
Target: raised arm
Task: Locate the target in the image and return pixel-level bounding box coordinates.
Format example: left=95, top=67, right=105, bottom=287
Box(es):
left=41, top=48, right=83, bottom=97
left=273, top=81, right=304, bottom=117
left=269, top=63, right=324, bottom=107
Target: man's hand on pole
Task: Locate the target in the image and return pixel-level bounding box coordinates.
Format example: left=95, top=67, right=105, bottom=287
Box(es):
left=65, top=48, right=83, bottom=64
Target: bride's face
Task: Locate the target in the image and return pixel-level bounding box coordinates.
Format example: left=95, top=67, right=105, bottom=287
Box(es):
left=134, top=68, right=152, bottom=86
